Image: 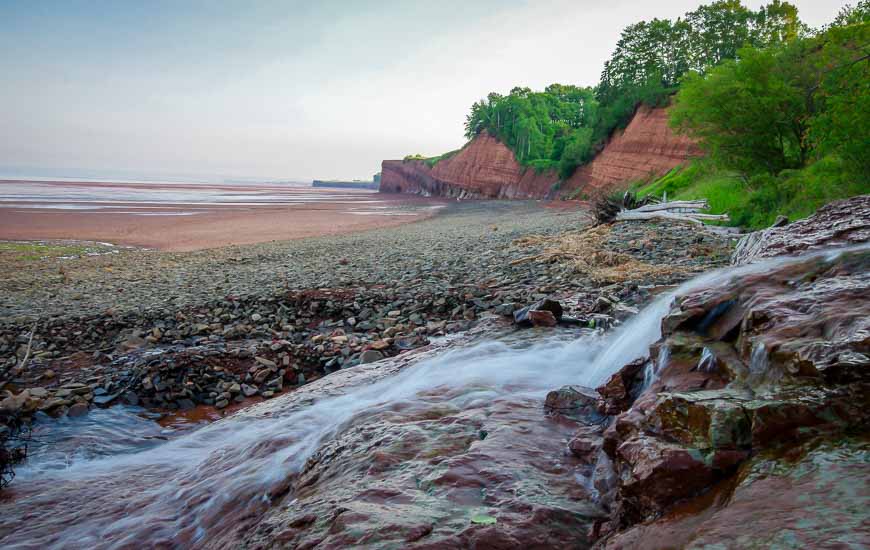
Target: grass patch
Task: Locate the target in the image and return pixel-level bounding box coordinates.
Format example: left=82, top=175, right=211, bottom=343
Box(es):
left=0, top=241, right=105, bottom=262
left=634, top=156, right=869, bottom=230
left=424, top=148, right=462, bottom=168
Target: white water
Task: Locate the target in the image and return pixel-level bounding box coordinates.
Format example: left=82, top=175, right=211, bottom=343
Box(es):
left=3, top=245, right=864, bottom=548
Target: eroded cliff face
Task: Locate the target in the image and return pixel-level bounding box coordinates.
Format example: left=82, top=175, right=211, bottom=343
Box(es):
left=380, top=105, right=701, bottom=200
left=380, top=133, right=559, bottom=199
left=563, top=104, right=701, bottom=197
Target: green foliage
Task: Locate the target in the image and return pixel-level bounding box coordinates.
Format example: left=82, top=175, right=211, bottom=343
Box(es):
left=596, top=1, right=804, bottom=109
left=672, top=19, right=870, bottom=177
left=734, top=157, right=870, bottom=227
left=637, top=157, right=870, bottom=230
left=805, top=20, right=870, bottom=177
left=424, top=149, right=462, bottom=168
left=670, top=44, right=811, bottom=174
left=464, top=84, right=599, bottom=172
left=407, top=0, right=868, bottom=236
left=559, top=127, right=594, bottom=179
left=452, top=1, right=806, bottom=180
left=403, top=154, right=426, bottom=162
left=830, top=0, right=870, bottom=27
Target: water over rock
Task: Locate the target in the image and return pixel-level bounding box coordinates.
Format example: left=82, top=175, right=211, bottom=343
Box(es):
left=594, top=241, right=870, bottom=545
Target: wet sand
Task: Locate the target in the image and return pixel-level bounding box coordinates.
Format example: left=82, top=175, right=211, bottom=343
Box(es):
left=0, top=180, right=445, bottom=251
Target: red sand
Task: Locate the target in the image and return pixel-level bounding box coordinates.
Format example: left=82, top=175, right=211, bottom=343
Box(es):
left=0, top=188, right=446, bottom=251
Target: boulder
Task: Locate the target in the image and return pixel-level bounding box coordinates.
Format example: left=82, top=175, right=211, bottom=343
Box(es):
left=544, top=385, right=603, bottom=422
left=513, top=298, right=564, bottom=327
left=528, top=310, right=557, bottom=327
left=359, top=350, right=383, bottom=364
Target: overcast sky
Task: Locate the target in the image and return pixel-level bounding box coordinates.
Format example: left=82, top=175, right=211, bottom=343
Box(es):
left=0, top=0, right=850, bottom=182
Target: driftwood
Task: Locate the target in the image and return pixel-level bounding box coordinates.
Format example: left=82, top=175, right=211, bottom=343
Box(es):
left=615, top=198, right=729, bottom=225
left=630, top=200, right=710, bottom=213
left=0, top=321, right=36, bottom=391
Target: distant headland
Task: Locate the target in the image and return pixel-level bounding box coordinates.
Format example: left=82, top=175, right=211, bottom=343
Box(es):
left=312, top=173, right=380, bottom=190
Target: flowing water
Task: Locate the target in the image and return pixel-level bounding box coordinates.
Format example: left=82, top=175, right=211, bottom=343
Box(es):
left=0, top=247, right=860, bottom=548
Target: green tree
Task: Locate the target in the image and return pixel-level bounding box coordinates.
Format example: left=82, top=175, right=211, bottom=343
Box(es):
left=670, top=44, right=809, bottom=174
left=463, top=84, right=598, bottom=170
left=806, top=21, right=870, bottom=176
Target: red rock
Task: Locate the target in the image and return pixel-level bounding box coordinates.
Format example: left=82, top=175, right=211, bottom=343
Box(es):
left=528, top=310, right=557, bottom=327
left=732, top=194, right=870, bottom=265
left=563, top=104, right=701, bottom=198
left=596, top=357, right=646, bottom=415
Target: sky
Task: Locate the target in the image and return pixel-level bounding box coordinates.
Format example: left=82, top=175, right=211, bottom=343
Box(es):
left=0, top=0, right=851, bottom=182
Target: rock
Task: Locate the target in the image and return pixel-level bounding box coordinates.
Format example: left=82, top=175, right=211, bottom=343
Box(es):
left=594, top=295, right=613, bottom=313
left=120, top=334, right=147, bottom=351
left=381, top=107, right=696, bottom=200
left=0, top=392, right=29, bottom=413
left=596, top=358, right=646, bottom=415
left=241, top=384, right=258, bottom=397
left=568, top=425, right=604, bottom=463
left=732, top=195, right=870, bottom=265
left=177, top=398, right=196, bottom=410
left=544, top=385, right=602, bottom=421
left=28, top=387, right=48, bottom=398
left=596, top=242, right=870, bottom=535
left=93, top=393, right=119, bottom=407
left=528, top=310, right=557, bottom=327
left=513, top=298, right=564, bottom=326
left=359, top=350, right=383, bottom=364
left=67, top=403, right=89, bottom=417
left=38, top=397, right=70, bottom=411
left=228, top=382, right=241, bottom=394
left=251, top=313, right=263, bottom=322
left=493, top=303, right=517, bottom=316
left=370, top=340, right=390, bottom=351
left=255, top=356, right=277, bottom=368
left=215, top=399, right=229, bottom=409
left=605, top=438, right=869, bottom=549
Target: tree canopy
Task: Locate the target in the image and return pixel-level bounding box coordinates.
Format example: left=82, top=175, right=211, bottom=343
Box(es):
left=463, top=85, right=598, bottom=178
left=461, top=1, right=807, bottom=181
left=671, top=16, right=870, bottom=177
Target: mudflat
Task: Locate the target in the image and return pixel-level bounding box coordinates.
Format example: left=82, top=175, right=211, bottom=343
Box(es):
left=0, top=180, right=444, bottom=251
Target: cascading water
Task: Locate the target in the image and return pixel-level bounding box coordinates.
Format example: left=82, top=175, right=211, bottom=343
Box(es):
left=1, top=246, right=861, bottom=549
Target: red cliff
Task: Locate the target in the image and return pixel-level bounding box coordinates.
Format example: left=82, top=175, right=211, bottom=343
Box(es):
left=562, top=104, right=702, bottom=197
left=380, top=132, right=558, bottom=199
left=380, top=104, right=701, bottom=199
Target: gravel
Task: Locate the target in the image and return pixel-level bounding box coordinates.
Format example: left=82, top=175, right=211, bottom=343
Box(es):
left=0, top=201, right=734, bottom=419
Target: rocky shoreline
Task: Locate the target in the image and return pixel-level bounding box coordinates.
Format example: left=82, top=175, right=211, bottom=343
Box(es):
left=0, top=201, right=731, bottom=431
left=234, top=195, right=869, bottom=549
left=1, top=197, right=867, bottom=548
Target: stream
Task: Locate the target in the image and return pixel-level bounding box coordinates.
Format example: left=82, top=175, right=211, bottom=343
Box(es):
left=0, top=249, right=846, bottom=549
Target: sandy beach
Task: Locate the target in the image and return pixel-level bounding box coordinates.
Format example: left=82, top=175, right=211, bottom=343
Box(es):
left=0, top=180, right=445, bottom=250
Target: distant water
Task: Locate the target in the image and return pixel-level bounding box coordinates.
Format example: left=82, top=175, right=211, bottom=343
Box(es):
left=0, top=179, right=399, bottom=217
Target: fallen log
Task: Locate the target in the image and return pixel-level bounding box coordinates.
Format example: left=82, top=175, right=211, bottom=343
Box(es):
left=631, top=199, right=709, bottom=213
left=616, top=210, right=730, bottom=225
